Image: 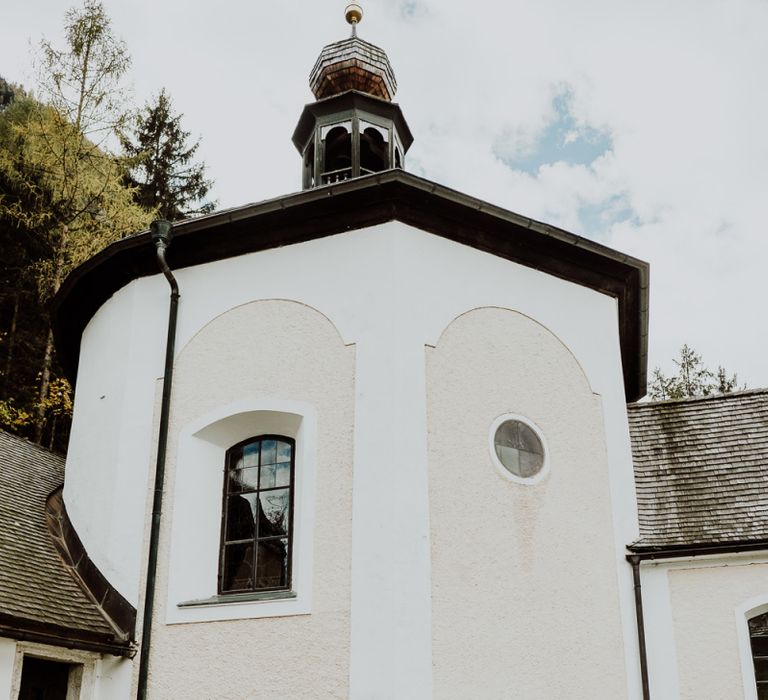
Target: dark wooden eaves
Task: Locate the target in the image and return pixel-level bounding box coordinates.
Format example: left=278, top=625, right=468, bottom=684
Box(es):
left=291, top=90, right=414, bottom=152
left=46, top=488, right=136, bottom=641
left=0, top=613, right=134, bottom=657
left=51, top=170, right=649, bottom=400
left=0, top=430, right=134, bottom=657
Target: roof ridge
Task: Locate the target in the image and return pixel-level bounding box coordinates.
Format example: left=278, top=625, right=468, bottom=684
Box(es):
left=320, top=36, right=386, bottom=52
left=628, top=387, right=768, bottom=409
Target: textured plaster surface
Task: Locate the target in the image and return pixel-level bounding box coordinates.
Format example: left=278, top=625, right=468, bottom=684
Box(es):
left=0, top=638, right=15, bottom=699
left=146, top=300, right=354, bottom=699
left=427, top=307, right=628, bottom=699
left=64, top=222, right=639, bottom=698
left=94, top=655, right=133, bottom=699
left=669, top=561, right=768, bottom=700
left=64, top=278, right=168, bottom=602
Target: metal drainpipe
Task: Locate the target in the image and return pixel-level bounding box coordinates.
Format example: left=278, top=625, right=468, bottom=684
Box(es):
left=628, top=554, right=651, bottom=700
left=136, top=220, right=179, bottom=699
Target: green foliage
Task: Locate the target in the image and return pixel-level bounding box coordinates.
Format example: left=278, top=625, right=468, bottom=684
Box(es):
left=39, top=377, right=73, bottom=418
left=0, top=2, right=214, bottom=451
left=0, top=1, right=153, bottom=451
left=0, top=76, right=27, bottom=112
left=120, top=88, right=214, bottom=220
left=0, top=98, right=152, bottom=297
left=0, top=399, right=32, bottom=430
left=648, top=344, right=744, bottom=401
left=36, top=0, right=130, bottom=139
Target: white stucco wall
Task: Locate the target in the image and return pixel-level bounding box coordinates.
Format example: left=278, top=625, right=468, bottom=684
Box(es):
left=93, top=655, right=133, bottom=699
left=0, top=638, right=15, bottom=699
left=426, top=307, right=629, bottom=698
left=64, top=221, right=640, bottom=698
left=64, top=276, right=170, bottom=603
left=640, top=563, right=682, bottom=698
left=144, top=299, right=355, bottom=699
left=663, top=557, right=768, bottom=700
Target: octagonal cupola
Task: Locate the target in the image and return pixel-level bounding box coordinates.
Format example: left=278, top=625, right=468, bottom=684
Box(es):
left=292, top=4, right=413, bottom=189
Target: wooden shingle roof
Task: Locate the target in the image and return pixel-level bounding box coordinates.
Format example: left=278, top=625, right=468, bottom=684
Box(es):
left=309, top=37, right=397, bottom=101
left=628, top=389, right=768, bottom=551
left=0, top=430, right=133, bottom=654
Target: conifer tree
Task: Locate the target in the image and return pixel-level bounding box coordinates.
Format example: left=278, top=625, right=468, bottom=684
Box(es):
left=0, top=76, right=20, bottom=112
left=120, top=89, right=214, bottom=221
left=648, top=344, right=743, bottom=400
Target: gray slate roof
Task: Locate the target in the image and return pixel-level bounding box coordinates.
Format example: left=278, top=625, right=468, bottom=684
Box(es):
left=628, top=389, right=768, bottom=550
left=0, top=430, right=119, bottom=644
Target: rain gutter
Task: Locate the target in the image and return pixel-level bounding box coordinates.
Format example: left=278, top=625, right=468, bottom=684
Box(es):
left=136, top=220, right=178, bottom=700
left=627, top=555, right=651, bottom=700
left=625, top=539, right=768, bottom=700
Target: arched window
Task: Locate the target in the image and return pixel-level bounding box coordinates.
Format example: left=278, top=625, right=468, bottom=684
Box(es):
left=750, top=611, right=768, bottom=698
left=360, top=126, right=388, bottom=174
left=219, top=436, right=295, bottom=593
left=323, top=126, right=352, bottom=183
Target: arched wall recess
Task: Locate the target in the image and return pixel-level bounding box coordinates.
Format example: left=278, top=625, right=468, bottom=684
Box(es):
left=428, top=305, right=596, bottom=396
left=425, top=305, right=626, bottom=699
left=163, top=299, right=354, bottom=634
left=174, top=297, right=350, bottom=359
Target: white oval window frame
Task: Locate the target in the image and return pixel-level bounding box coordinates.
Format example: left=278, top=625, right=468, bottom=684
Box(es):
left=489, top=413, right=550, bottom=485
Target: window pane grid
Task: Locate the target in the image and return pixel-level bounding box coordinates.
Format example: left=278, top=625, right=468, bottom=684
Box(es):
left=493, top=419, right=545, bottom=479
left=750, top=613, right=768, bottom=694
left=220, top=436, right=295, bottom=594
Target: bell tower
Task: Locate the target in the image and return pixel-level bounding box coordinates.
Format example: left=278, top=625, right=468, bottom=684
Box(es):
left=292, top=4, right=413, bottom=188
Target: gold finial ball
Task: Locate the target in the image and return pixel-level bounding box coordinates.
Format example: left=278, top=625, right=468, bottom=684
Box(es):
left=345, top=3, right=363, bottom=24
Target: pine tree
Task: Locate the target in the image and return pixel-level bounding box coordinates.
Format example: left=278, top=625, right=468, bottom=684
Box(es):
left=120, top=89, right=215, bottom=221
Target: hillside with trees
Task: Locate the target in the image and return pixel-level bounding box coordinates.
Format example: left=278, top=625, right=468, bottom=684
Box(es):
left=0, top=1, right=214, bottom=452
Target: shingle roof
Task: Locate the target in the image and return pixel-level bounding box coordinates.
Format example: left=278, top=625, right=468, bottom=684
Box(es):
left=0, top=430, right=130, bottom=651
left=309, top=37, right=397, bottom=100
left=628, top=389, right=768, bottom=550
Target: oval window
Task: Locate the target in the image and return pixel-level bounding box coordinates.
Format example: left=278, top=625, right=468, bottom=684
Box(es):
left=493, top=419, right=545, bottom=480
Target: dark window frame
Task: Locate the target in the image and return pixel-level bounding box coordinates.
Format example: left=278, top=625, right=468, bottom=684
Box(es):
left=750, top=611, right=768, bottom=699
left=18, top=655, right=82, bottom=700
left=218, top=435, right=296, bottom=595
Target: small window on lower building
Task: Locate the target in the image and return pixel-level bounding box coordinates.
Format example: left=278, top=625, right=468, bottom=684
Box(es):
left=219, top=436, right=295, bottom=594
left=750, top=612, right=768, bottom=699
left=18, top=656, right=81, bottom=700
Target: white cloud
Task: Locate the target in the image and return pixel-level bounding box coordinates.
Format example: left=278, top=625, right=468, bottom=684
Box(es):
left=3, top=0, right=767, bottom=389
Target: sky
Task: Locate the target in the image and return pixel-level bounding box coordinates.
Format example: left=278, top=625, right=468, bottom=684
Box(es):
left=2, top=0, right=768, bottom=391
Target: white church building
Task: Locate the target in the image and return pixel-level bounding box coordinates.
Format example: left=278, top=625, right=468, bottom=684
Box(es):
left=1, top=7, right=768, bottom=699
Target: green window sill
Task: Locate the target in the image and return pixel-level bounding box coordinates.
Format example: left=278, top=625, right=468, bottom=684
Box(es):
left=178, top=590, right=297, bottom=608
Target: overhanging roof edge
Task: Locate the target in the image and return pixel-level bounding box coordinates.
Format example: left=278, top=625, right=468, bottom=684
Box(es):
left=51, top=170, right=648, bottom=399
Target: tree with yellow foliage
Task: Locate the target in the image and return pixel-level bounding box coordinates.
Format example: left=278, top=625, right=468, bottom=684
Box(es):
left=0, top=1, right=153, bottom=447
